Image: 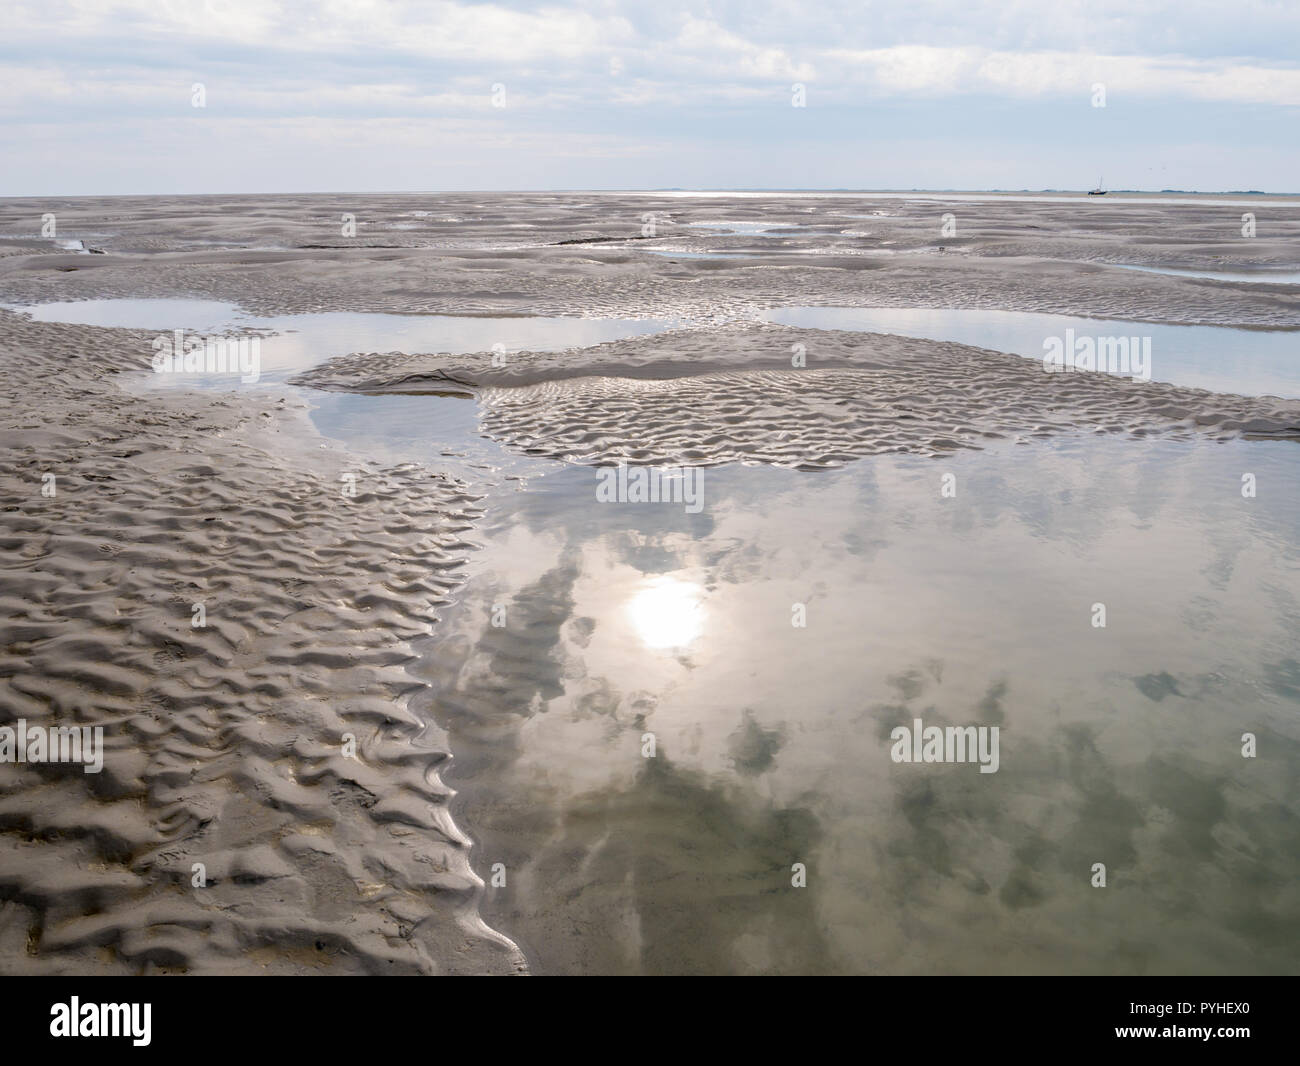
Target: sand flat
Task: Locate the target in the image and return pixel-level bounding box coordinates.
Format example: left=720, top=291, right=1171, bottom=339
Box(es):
left=1, top=192, right=1297, bottom=975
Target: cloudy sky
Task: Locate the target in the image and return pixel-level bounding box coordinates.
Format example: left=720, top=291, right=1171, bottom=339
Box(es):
left=4, top=0, right=1298, bottom=195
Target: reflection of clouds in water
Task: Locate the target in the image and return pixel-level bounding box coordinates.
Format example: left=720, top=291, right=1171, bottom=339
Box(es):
left=855, top=663, right=1300, bottom=974
left=518, top=753, right=829, bottom=975
left=727, top=710, right=786, bottom=776
left=418, top=435, right=1300, bottom=974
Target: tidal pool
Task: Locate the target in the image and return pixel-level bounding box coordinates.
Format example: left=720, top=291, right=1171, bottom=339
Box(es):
left=762, top=306, right=1300, bottom=399
left=10, top=298, right=683, bottom=386
left=1115, top=265, right=1300, bottom=285
left=411, top=434, right=1300, bottom=975
left=641, top=249, right=761, bottom=260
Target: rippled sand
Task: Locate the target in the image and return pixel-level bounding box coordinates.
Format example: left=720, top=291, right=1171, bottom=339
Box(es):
left=296, top=323, right=1300, bottom=468
left=0, top=313, right=523, bottom=973
left=3, top=192, right=1299, bottom=325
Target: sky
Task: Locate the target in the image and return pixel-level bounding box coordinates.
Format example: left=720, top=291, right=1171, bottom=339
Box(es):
left=2, top=0, right=1298, bottom=195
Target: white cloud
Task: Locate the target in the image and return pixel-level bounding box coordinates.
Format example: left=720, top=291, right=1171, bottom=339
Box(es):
left=827, top=46, right=1300, bottom=106
left=673, top=16, right=815, bottom=81
left=3, top=0, right=1298, bottom=192
left=8, top=0, right=636, bottom=61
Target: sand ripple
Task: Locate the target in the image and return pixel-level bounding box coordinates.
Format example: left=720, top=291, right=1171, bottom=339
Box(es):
left=3, top=193, right=1298, bottom=327
left=298, top=323, right=1300, bottom=469
left=0, top=312, right=524, bottom=974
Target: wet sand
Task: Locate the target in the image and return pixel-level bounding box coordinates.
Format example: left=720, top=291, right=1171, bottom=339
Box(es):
left=3, top=192, right=1299, bottom=325
left=297, top=322, right=1300, bottom=468
left=0, top=311, right=524, bottom=973
left=0, top=192, right=1297, bottom=974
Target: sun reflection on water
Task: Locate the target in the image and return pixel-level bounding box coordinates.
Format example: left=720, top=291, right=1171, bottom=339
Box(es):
left=626, top=577, right=705, bottom=649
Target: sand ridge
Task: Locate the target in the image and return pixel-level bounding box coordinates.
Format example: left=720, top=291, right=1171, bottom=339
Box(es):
left=293, top=322, right=1300, bottom=469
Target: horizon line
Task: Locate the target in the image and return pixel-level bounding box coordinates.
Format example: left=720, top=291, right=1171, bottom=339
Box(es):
left=3, top=187, right=1299, bottom=201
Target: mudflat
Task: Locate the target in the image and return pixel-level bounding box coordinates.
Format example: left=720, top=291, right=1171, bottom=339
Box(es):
left=1, top=192, right=1297, bottom=974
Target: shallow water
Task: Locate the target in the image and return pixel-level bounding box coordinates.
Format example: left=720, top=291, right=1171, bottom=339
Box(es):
left=641, top=249, right=761, bottom=260
left=10, top=298, right=682, bottom=386
left=21, top=298, right=1296, bottom=402
left=1116, top=265, right=1300, bottom=285
left=762, top=306, right=1300, bottom=398
left=15, top=297, right=250, bottom=331
left=310, top=390, right=556, bottom=483
left=641, top=247, right=874, bottom=260
left=412, top=434, right=1300, bottom=975
left=683, top=221, right=788, bottom=235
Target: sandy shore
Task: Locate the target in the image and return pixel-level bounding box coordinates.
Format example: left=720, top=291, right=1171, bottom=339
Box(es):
left=0, top=192, right=1297, bottom=974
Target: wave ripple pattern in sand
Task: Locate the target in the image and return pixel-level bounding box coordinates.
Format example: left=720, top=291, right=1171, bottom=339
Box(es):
left=299, top=324, right=1300, bottom=469
left=0, top=313, right=525, bottom=974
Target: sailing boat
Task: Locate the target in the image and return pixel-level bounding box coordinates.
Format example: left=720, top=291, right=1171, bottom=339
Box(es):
left=1087, top=175, right=1107, bottom=196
